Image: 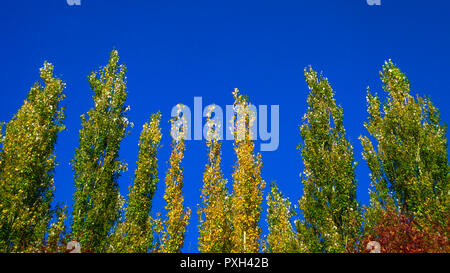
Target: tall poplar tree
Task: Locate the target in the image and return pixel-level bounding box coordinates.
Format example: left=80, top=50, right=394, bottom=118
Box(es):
left=110, top=112, right=162, bottom=253
left=230, top=89, right=265, bottom=253
left=0, top=62, right=66, bottom=252
left=198, top=106, right=232, bottom=253
left=70, top=50, right=130, bottom=252
left=360, top=60, right=450, bottom=230
left=265, top=182, right=301, bottom=253
left=297, top=67, right=360, bottom=253
left=155, top=112, right=190, bottom=253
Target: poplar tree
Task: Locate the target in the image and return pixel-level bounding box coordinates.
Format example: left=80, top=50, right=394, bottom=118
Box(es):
left=230, top=89, right=265, bottom=253
left=0, top=62, right=66, bottom=252
left=198, top=106, right=232, bottom=253
left=70, top=50, right=130, bottom=252
left=265, top=182, right=301, bottom=253
left=110, top=112, right=162, bottom=253
left=297, top=67, right=360, bottom=253
left=155, top=111, right=190, bottom=253
left=360, top=60, right=450, bottom=230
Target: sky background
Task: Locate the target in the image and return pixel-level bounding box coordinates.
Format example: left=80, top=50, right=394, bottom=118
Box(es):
left=1, top=0, right=449, bottom=252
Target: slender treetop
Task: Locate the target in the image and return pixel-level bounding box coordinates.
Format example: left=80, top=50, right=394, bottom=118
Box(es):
left=198, top=105, right=232, bottom=253
left=360, top=60, right=450, bottom=229
left=297, top=66, right=360, bottom=253
left=230, top=88, right=265, bottom=253
left=0, top=62, right=66, bottom=252
left=110, top=112, right=162, bottom=253
left=71, top=50, right=131, bottom=252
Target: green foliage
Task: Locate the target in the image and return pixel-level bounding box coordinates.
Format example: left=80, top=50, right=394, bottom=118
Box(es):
left=110, top=112, right=162, bottom=253
left=360, top=60, right=450, bottom=232
left=0, top=62, right=66, bottom=252
left=70, top=50, right=130, bottom=252
left=0, top=54, right=448, bottom=254
left=297, top=67, right=361, bottom=253
left=265, top=182, right=301, bottom=253
left=45, top=205, right=68, bottom=253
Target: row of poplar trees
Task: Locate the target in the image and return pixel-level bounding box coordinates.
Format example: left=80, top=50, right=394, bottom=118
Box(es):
left=0, top=50, right=448, bottom=253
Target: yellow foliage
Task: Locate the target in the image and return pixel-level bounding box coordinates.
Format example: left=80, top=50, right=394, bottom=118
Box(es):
left=230, top=89, right=265, bottom=253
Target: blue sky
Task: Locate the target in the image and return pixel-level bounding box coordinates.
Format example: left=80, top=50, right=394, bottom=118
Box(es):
left=1, top=0, right=449, bottom=252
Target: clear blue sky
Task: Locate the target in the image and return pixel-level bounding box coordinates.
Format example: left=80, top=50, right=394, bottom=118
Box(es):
left=1, top=0, right=449, bottom=252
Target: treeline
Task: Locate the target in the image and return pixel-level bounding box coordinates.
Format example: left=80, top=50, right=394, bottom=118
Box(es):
left=0, top=50, right=448, bottom=253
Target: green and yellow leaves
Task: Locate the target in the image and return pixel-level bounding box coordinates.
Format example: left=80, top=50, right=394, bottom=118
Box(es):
left=110, top=112, right=162, bottom=253
left=0, top=62, right=66, bottom=252
left=230, top=89, right=265, bottom=253
left=71, top=50, right=130, bottom=252
left=154, top=114, right=190, bottom=253
left=361, top=60, right=450, bottom=233
left=298, top=67, right=360, bottom=253
left=265, top=182, right=300, bottom=253
left=198, top=119, right=232, bottom=253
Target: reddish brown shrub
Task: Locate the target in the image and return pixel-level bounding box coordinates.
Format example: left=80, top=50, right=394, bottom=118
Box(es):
left=361, top=210, right=449, bottom=253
